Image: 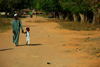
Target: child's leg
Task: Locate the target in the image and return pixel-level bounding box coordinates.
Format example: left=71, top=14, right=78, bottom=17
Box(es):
left=26, top=38, right=28, bottom=45
left=28, top=38, right=30, bottom=44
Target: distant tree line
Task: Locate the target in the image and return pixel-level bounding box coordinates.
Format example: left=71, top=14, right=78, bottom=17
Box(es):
left=0, top=0, right=100, bottom=24
left=0, top=0, right=30, bottom=17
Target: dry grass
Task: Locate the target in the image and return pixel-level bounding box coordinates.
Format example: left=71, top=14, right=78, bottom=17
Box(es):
left=58, top=22, right=100, bottom=31
left=47, top=18, right=100, bottom=31
left=83, top=37, right=100, bottom=57
left=38, top=12, right=100, bottom=31
left=34, top=20, right=46, bottom=23
left=84, top=37, right=100, bottom=42
left=90, top=48, right=100, bottom=57
left=0, top=18, right=11, bottom=33
left=37, top=12, right=51, bottom=18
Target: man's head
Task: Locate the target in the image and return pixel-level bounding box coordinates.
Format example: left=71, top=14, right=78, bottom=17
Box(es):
left=14, top=14, right=18, bottom=19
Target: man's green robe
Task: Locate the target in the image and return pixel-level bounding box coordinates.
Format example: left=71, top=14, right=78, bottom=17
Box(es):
left=12, top=19, right=24, bottom=45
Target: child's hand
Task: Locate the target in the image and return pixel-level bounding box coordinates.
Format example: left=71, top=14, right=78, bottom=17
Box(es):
left=24, top=32, right=27, bottom=34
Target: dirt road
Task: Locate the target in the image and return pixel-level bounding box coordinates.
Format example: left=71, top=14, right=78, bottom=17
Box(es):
left=0, top=15, right=100, bottom=67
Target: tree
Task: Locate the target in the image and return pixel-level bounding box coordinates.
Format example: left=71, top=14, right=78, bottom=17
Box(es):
left=89, top=0, right=100, bottom=24
left=0, top=0, right=29, bottom=17
left=59, top=0, right=79, bottom=21
left=77, top=0, right=91, bottom=23
left=0, top=0, right=12, bottom=17
left=59, top=0, right=91, bottom=23
left=35, top=0, right=61, bottom=12
left=32, top=0, right=37, bottom=8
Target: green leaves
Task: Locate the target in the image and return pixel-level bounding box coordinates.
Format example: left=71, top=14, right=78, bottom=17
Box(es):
left=60, top=0, right=91, bottom=14
left=36, top=2, right=40, bottom=10
left=89, top=0, right=100, bottom=13
left=35, top=0, right=60, bottom=12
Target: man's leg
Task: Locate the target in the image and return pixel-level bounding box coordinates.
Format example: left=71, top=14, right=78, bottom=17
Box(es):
left=13, top=33, right=16, bottom=43
left=15, top=42, right=18, bottom=46
left=15, top=33, right=19, bottom=46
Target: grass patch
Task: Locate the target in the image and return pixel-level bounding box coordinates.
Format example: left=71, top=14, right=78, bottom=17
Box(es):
left=84, top=37, right=100, bottom=42
left=90, top=48, right=100, bottom=57
left=85, top=47, right=100, bottom=57
left=0, top=18, right=11, bottom=33
left=37, top=14, right=48, bottom=18
left=34, top=20, right=45, bottom=23
left=37, top=12, right=52, bottom=18
left=36, top=11, right=100, bottom=31
left=57, top=22, right=100, bottom=31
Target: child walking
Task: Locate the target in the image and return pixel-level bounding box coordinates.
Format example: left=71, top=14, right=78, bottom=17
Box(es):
left=24, top=27, right=30, bottom=45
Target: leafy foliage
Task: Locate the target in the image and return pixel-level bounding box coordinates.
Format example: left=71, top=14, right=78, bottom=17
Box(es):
left=59, top=0, right=91, bottom=14
left=89, top=0, right=100, bottom=13
left=0, top=0, right=99, bottom=23
left=35, top=0, right=61, bottom=12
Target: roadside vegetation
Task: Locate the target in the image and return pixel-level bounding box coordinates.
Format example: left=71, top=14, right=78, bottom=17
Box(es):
left=0, top=0, right=100, bottom=24
left=0, top=18, right=11, bottom=33
left=0, top=0, right=100, bottom=32
left=37, top=13, right=100, bottom=31
left=58, top=22, right=100, bottom=31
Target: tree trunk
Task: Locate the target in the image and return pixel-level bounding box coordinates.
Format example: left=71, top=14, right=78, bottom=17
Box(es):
left=73, top=14, right=78, bottom=22
left=92, top=10, right=100, bottom=24
left=92, top=13, right=100, bottom=24
left=65, top=14, right=69, bottom=21
left=5, top=11, right=7, bottom=18
left=92, top=13, right=96, bottom=24
left=59, top=14, right=63, bottom=19
left=79, top=14, right=85, bottom=23
left=85, top=14, right=88, bottom=23
left=96, top=15, right=100, bottom=24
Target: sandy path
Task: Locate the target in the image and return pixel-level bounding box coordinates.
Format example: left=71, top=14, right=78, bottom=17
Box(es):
left=0, top=15, right=100, bottom=67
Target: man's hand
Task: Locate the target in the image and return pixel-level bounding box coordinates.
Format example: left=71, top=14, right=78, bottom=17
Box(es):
left=13, top=31, right=15, bottom=34
left=22, top=30, right=24, bottom=33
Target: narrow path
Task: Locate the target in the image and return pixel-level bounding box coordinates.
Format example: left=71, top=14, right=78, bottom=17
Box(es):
left=0, top=15, right=100, bottom=67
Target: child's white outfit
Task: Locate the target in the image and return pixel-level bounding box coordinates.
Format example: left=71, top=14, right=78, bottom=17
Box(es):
left=26, top=31, right=30, bottom=44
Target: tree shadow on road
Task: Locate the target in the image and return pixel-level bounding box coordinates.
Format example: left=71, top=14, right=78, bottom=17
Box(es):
left=18, top=44, right=42, bottom=46
left=0, top=48, right=14, bottom=51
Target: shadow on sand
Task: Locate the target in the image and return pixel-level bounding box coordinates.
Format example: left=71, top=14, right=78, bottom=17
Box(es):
left=18, top=44, right=42, bottom=46
left=0, top=48, right=14, bottom=51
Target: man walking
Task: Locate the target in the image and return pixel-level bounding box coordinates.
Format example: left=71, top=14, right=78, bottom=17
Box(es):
left=12, top=14, right=24, bottom=46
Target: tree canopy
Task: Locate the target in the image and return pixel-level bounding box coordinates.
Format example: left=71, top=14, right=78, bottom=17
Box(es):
left=0, top=0, right=100, bottom=24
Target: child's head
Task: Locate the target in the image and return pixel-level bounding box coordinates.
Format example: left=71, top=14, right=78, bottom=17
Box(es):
left=26, top=27, right=30, bottom=32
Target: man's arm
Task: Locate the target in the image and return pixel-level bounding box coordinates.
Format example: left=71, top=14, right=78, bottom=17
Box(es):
left=12, top=20, right=15, bottom=34
left=19, top=19, right=24, bottom=33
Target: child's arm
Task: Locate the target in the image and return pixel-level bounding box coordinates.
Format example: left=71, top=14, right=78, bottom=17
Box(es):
left=24, top=32, right=27, bottom=34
